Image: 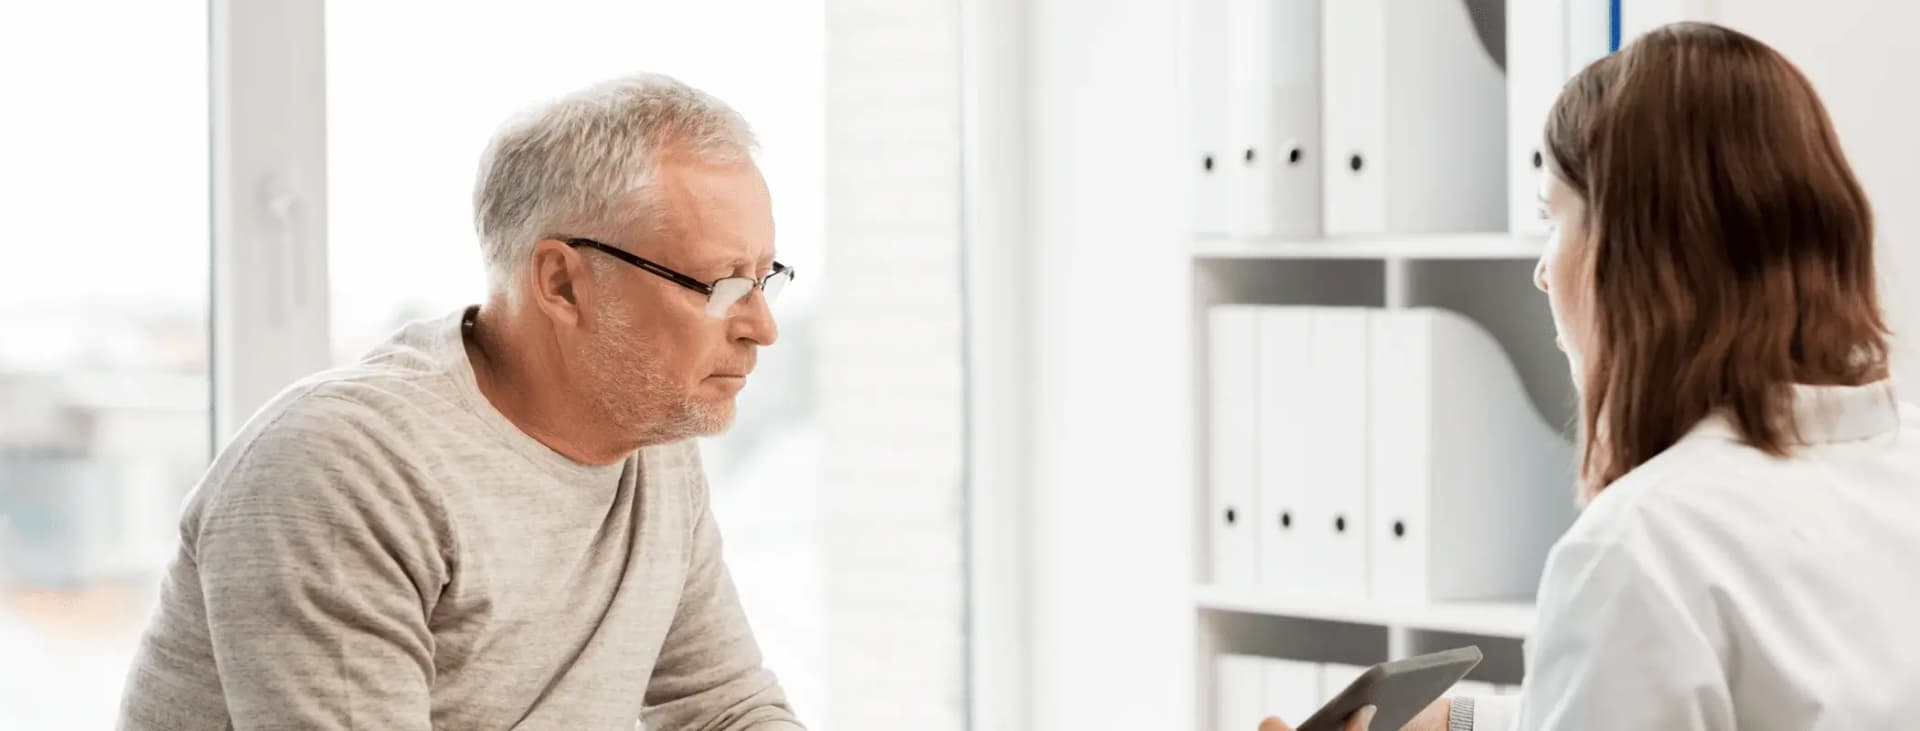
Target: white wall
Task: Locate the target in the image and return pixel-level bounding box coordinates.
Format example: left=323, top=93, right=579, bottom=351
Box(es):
left=1026, top=0, right=1192, bottom=728
left=1712, top=2, right=1920, bottom=390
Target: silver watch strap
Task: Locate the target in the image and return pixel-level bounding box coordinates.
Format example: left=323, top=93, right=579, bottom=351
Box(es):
left=1448, top=696, right=1476, bottom=731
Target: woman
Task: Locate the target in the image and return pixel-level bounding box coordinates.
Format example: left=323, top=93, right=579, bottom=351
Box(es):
left=1266, top=21, right=1920, bottom=731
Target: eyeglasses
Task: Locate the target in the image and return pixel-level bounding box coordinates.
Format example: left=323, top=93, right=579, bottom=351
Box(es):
left=565, top=237, right=794, bottom=318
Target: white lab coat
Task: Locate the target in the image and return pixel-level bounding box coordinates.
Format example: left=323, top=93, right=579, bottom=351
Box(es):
left=1475, top=382, right=1920, bottom=730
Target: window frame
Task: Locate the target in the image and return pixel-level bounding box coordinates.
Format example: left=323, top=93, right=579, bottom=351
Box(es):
left=209, top=0, right=333, bottom=445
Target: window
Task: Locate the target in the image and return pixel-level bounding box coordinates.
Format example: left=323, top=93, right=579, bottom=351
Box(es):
left=0, top=4, right=968, bottom=726
left=325, top=3, right=967, bottom=728
left=0, top=4, right=211, bottom=728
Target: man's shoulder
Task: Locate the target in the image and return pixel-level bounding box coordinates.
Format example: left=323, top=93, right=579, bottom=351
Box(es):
left=241, top=366, right=456, bottom=457
left=258, top=308, right=474, bottom=440
left=185, top=368, right=466, bottom=528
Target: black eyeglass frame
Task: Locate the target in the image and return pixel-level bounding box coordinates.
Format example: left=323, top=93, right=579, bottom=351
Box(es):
left=564, top=237, right=793, bottom=302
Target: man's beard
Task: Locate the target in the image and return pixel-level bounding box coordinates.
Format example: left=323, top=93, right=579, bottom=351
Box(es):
left=581, top=299, right=734, bottom=446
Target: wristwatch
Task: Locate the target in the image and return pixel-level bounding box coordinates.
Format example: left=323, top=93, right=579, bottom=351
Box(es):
left=1448, top=696, right=1475, bottom=731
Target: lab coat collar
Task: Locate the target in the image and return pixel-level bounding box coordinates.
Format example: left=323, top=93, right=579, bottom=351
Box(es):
left=1688, top=380, right=1903, bottom=446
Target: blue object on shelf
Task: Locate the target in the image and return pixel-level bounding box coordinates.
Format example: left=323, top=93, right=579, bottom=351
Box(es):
left=1610, top=0, right=1623, bottom=52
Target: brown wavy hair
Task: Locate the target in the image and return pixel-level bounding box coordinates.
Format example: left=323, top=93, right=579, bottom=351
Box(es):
left=1544, top=22, right=1890, bottom=498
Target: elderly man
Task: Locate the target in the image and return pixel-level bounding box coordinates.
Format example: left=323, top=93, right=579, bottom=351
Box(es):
left=118, top=74, right=802, bottom=729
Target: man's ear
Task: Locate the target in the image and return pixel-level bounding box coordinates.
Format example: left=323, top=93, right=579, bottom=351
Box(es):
left=526, top=238, right=590, bottom=328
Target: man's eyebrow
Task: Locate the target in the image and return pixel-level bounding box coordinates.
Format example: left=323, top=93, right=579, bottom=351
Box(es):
left=690, top=257, right=765, bottom=275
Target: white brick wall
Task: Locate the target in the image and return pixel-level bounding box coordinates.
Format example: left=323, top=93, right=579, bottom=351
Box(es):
left=821, top=0, right=968, bottom=728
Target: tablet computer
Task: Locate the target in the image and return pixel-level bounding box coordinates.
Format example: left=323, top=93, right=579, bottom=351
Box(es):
left=1296, top=646, right=1484, bottom=731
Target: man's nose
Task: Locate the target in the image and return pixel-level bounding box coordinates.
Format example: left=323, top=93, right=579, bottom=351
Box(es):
left=731, top=289, right=779, bottom=346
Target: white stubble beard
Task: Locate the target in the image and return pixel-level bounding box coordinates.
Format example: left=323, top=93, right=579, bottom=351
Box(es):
left=582, top=296, right=734, bottom=446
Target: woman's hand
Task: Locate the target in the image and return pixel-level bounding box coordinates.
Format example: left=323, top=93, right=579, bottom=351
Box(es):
left=1255, top=704, right=1376, bottom=731
left=1255, top=697, right=1450, bottom=731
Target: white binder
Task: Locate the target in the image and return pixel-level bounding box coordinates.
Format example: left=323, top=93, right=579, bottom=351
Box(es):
left=1225, top=0, right=1321, bottom=238
left=1300, top=308, right=1370, bottom=600
left=1209, top=306, right=1262, bottom=588
left=1566, top=0, right=1618, bottom=69
left=1189, top=0, right=1231, bottom=236
left=1216, top=654, right=1268, bottom=731
left=1510, top=0, right=1619, bottom=235
left=1321, top=0, right=1507, bottom=235
left=1506, top=0, right=1568, bottom=235
left=1257, top=308, right=1314, bottom=592
left=1264, top=657, right=1325, bottom=723
left=1621, top=0, right=1719, bottom=42
left=1366, top=308, right=1577, bottom=604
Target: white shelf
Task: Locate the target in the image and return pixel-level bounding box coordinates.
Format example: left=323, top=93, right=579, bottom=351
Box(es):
left=1192, top=233, right=1545, bottom=261
left=1193, top=585, right=1537, bottom=639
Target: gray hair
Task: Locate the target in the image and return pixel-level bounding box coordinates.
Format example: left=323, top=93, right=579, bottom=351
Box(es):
left=472, top=72, right=757, bottom=289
